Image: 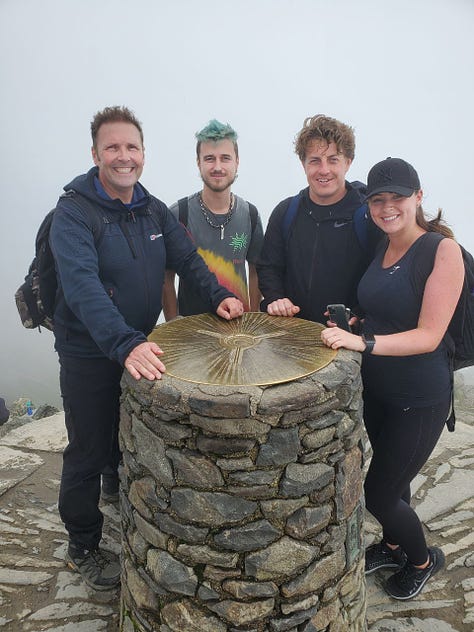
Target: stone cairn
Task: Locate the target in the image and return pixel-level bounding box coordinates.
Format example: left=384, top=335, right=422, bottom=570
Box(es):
left=119, top=349, right=366, bottom=632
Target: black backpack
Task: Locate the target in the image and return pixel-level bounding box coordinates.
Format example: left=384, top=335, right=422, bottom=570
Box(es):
left=15, top=191, right=104, bottom=331
left=446, top=245, right=474, bottom=371
left=414, top=232, right=474, bottom=431
left=415, top=232, right=474, bottom=371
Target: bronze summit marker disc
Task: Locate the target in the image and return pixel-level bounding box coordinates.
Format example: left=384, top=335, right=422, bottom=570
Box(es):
left=148, top=312, right=336, bottom=386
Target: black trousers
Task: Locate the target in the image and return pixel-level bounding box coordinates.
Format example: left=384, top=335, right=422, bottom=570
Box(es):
left=363, top=391, right=450, bottom=566
left=58, top=354, right=123, bottom=550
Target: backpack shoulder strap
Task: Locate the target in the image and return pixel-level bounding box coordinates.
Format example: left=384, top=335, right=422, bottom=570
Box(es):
left=353, top=204, right=369, bottom=251
left=412, top=232, right=444, bottom=285
left=34, top=209, right=57, bottom=253
left=281, top=192, right=302, bottom=248
left=248, top=202, right=258, bottom=234
left=58, top=190, right=105, bottom=244
left=141, top=196, right=165, bottom=235
left=349, top=180, right=373, bottom=255
left=447, top=243, right=474, bottom=369
left=178, top=197, right=189, bottom=227
left=353, top=201, right=388, bottom=260
left=411, top=233, right=454, bottom=354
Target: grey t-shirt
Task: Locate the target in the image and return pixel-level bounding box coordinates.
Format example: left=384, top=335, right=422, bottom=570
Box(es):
left=169, top=192, right=264, bottom=315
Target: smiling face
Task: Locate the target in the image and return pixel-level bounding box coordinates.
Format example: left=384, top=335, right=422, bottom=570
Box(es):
left=92, top=121, right=144, bottom=203
left=197, top=139, right=239, bottom=193
left=368, top=190, right=423, bottom=235
left=302, top=140, right=352, bottom=205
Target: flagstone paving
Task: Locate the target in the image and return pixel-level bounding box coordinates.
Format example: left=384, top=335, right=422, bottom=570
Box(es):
left=0, top=413, right=472, bottom=631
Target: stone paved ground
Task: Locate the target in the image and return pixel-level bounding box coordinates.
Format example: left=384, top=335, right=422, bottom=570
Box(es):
left=0, top=412, right=472, bottom=632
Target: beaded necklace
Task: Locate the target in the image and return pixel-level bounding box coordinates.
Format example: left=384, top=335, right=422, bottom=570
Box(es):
left=199, top=193, right=234, bottom=240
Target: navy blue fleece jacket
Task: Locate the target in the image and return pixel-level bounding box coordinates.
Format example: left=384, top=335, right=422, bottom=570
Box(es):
left=50, top=167, right=234, bottom=365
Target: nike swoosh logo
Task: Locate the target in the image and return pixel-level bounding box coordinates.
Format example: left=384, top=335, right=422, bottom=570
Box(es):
left=334, top=221, right=350, bottom=228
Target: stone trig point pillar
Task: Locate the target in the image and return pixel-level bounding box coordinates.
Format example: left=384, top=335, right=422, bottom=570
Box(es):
left=119, top=314, right=367, bottom=632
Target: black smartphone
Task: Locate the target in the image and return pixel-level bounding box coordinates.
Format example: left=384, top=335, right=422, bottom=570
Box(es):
left=327, top=304, right=351, bottom=332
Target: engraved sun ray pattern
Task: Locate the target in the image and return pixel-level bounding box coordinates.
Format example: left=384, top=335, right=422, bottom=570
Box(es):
left=149, top=313, right=336, bottom=385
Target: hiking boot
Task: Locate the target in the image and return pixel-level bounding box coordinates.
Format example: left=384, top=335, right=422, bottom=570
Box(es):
left=384, top=546, right=445, bottom=600
left=365, top=541, right=407, bottom=575
left=65, top=546, right=120, bottom=591
left=101, top=473, right=119, bottom=504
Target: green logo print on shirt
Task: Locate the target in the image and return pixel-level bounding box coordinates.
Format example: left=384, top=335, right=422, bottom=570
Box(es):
left=229, top=233, right=249, bottom=253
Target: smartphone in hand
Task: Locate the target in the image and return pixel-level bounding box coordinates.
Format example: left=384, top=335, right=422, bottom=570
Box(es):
left=327, top=304, right=351, bottom=332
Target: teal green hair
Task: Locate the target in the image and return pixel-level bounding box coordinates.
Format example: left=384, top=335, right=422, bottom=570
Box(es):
left=195, top=119, right=238, bottom=158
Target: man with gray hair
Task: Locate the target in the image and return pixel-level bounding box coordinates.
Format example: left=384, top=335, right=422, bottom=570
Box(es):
left=162, top=119, right=264, bottom=319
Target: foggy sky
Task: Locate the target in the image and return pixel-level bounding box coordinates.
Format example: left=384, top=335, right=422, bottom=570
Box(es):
left=1, top=0, right=473, bottom=407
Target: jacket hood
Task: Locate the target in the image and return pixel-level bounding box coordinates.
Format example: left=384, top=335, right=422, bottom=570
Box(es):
left=347, top=180, right=367, bottom=204
left=302, top=180, right=367, bottom=222
left=63, top=167, right=149, bottom=212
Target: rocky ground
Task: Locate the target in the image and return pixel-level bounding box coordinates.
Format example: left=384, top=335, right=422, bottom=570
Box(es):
left=0, top=401, right=472, bottom=632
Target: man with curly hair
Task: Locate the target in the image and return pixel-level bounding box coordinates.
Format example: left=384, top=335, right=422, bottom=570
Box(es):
left=162, top=119, right=264, bottom=319
left=257, top=114, right=380, bottom=325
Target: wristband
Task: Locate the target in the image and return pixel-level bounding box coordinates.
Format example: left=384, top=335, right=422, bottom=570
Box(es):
left=361, top=333, right=376, bottom=355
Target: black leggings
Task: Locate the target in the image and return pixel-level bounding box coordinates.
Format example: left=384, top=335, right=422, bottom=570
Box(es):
left=363, top=391, right=450, bottom=566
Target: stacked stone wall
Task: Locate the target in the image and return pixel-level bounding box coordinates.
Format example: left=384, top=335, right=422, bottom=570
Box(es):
left=119, top=350, right=366, bottom=632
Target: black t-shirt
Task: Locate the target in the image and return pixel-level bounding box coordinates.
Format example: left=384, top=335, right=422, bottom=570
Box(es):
left=359, top=233, right=450, bottom=407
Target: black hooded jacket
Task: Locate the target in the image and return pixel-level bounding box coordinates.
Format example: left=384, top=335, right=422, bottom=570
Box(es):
left=257, top=183, right=381, bottom=324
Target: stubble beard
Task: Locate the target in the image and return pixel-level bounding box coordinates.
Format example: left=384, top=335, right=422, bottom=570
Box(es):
left=201, top=173, right=237, bottom=194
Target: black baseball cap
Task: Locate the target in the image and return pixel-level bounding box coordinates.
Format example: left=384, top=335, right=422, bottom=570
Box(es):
left=366, top=157, right=421, bottom=199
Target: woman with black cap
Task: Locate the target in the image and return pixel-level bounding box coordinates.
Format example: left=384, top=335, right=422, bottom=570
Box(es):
left=321, top=157, right=464, bottom=600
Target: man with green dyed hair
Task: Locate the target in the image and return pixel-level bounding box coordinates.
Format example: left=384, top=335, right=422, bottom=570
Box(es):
left=195, top=119, right=238, bottom=159
left=163, top=119, right=264, bottom=319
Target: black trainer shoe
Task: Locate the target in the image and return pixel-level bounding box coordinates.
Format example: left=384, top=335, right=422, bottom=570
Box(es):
left=384, top=546, right=445, bottom=600
left=65, top=546, right=121, bottom=591
left=101, top=473, right=119, bottom=504
left=365, top=541, right=407, bottom=575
